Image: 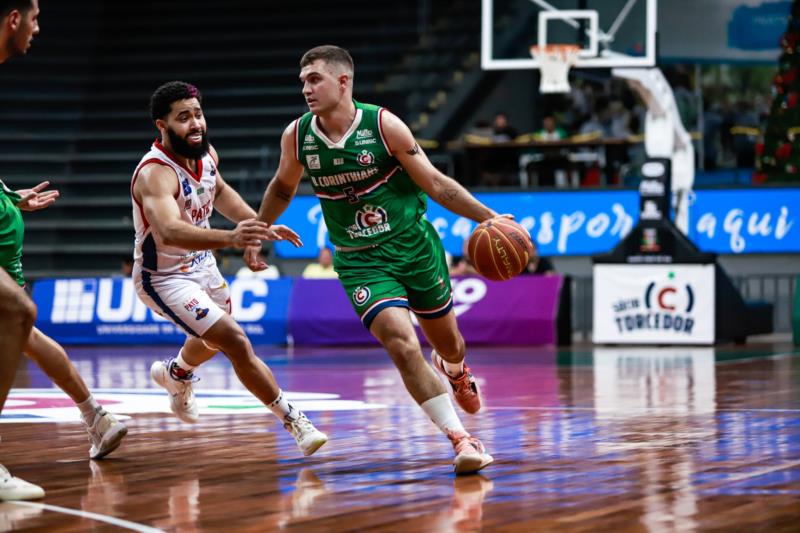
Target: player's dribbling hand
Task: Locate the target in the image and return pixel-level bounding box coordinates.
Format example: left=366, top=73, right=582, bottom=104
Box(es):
left=491, top=213, right=531, bottom=240
left=16, top=181, right=60, bottom=212
left=243, top=244, right=269, bottom=272
left=265, top=224, right=303, bottom=247
left=231, top=219, right=272, bottom=248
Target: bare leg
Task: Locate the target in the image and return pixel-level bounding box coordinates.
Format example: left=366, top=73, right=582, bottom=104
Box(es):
left=23, top=327, right=90, bottom=404
left=178, top=336, right=218, bottom=367
left=417, top=310, right=466, bottom=367
left=200, top=314, right=281, bottom=405
left=0, top=270, right=36, bottom=412
left=368, top=307, right=447, bottom=405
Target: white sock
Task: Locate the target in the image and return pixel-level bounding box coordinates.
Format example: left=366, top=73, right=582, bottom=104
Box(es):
left=443, top=359, right=465, bottom=378
left=435, top=350, right=465, bottom=377
left=267, top=390, right=297, bottom=422
left=77, top=395, right=100, bottom=423
left=421, top=393, right=465, bottom=434
left=175, top=351, right=196, bottom=373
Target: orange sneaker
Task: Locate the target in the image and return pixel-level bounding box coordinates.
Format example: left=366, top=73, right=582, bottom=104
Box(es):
left=447, top=430, right=494, bottom=475
left=431, top=350, right=482, bottom=414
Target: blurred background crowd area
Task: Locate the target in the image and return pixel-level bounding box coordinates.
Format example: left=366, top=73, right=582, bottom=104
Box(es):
left=0, top=0, right=794, bottom=279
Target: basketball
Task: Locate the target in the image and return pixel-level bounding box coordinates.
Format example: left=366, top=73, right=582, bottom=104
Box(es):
left=467, top=217, right=535, bottom=281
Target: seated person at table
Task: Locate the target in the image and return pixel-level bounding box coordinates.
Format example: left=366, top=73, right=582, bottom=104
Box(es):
left=531, top=116, right=569, bottom=187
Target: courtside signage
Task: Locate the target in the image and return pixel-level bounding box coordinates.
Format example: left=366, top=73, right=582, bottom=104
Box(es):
left=593, top=264, right=715, bottom=344
left=33, top=277, right=292, bottom=345
left=272, top=188, right=800, bottom=258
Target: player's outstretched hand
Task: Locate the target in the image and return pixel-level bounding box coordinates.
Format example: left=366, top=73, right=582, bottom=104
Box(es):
left=16, top=181, right=60, bottom=212
left=266, top=224, right=303, bottom=247
left=243, top=244, right=269, bottom=272
left=231, top=219, right=272, bottom=249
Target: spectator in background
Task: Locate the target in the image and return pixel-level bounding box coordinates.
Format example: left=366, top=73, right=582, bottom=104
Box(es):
left=532, top=116, right=569, bottom=187
left=120, top=256, right=133, bottom=277
left=480, top=112, right=520, bottom=187
left=703, top=100, right=723, bottom=170
left=534, top=115, right=567, bottom=141
left=733, top=100, right=759, bottom=168
left=302, top=246, right=337, bottom=279
left=491, top=112, right=518, bottom=142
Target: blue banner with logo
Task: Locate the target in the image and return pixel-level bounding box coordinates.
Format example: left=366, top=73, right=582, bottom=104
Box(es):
left=272, top=188, right=800, bottom=258
left=686, top=188, right=799, bottom=254
left=32, top=277, right=292, bottom=345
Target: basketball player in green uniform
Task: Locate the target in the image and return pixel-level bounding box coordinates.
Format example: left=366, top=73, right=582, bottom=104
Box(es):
left=0, top=0, right=46, bottom=501
left=0, top=0, right=128, bottom=502
left=250, top=45, right=502, bottom=474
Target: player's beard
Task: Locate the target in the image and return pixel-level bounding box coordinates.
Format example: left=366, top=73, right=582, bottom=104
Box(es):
left=167, top=126, right=209, bottom=160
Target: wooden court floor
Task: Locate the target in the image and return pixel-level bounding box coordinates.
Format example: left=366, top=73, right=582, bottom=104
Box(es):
left=1, top=340, right=798, bottom=531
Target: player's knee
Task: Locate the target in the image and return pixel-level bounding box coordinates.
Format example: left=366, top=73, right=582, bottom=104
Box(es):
left=384, top=336, right=421, bottom=373
left=3, top=293, right=37, bottom=332
left=216, top=328, right=252, bottom=364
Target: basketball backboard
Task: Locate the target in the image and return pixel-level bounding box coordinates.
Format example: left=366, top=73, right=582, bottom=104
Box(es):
left=481, top=0, right=657, bottom=70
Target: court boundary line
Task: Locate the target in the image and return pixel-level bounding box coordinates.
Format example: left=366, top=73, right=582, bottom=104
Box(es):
left=6, top=501, right=165, bottom=533
left=486, top=406, right=800, bottom=413
left=715, top=350, right=800, bottom=365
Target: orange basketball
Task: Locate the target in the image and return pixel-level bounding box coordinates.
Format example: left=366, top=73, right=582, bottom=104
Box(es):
left=467, top=217, right=534, bottom=281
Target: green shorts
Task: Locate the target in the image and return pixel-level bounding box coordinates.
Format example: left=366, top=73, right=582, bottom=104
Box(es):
left=334, top=219, right=453, bottom=329
left=0, top=189, right=25, bottom=286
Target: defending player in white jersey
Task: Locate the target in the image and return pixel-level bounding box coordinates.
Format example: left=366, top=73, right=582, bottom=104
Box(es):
left=131, top=81, right=327, bottom=456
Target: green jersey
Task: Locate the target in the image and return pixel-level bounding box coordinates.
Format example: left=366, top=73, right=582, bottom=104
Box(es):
left=0, top=180, right=25, bottom=286
left=295, top=101, right=426, bottom=248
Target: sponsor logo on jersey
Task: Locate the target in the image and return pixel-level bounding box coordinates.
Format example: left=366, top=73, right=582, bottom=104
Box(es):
left=355, top=138, right=377, bottom=146
left=181, top=178, right=192, bottom=196
left=309, top=167, right=379, bottom=188
left=306, top=154, right=321, bottom=170
left=210, top=165, right=217, bottom=176
left=195, top=307, right=209, bottom=320
left=183, top=297, right=200, bottom=312
left=184, top=199, right=192, bottom=211
left=356, top=129, right=373, bottom=139
left=304, top=134, right=316, bottom=144
left=356, top=150, right=375, bottom=166
left=347, top=204, right=391, bottom=239
left=333, top=157, right=344, bottom=166
left=353, top=286, right=371, bottom=306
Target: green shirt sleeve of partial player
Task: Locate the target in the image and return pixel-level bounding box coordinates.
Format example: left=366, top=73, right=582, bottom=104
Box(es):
left=0, top=182, right=27, bottom=286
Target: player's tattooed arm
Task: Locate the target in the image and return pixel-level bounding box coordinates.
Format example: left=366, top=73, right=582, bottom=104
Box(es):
left=406, top=143, right=420, bottom=156
left=437, top=188, right=459, bottom=204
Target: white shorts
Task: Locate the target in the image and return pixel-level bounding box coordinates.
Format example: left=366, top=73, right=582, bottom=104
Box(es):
left=133, top=264, right=231, bottom=337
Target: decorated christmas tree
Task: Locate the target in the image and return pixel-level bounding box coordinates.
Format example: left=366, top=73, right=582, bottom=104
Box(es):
left=757, top=0, right=800, bottom=182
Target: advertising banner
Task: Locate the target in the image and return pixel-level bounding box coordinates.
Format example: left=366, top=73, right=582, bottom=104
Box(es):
left=272, top=188, right=800, bottom=259
left=289, top=275, right=564, bottom=346
left=32, top=277, right=293, bottom=345
left=686, top=188, right=799, bottom=254
left=593, top=264, right=715, bottom=345
left=660, top=0, right=790, bottom=63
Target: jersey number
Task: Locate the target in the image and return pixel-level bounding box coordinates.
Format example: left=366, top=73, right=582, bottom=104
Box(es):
left=343, top=186, right=359, bottom=204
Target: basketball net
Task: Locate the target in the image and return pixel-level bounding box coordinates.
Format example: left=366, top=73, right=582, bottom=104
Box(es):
left=529, top=44, right=580, bottom=94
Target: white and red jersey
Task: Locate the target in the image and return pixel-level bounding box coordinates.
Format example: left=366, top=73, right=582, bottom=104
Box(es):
left=131, top=139, right=219, bottom=274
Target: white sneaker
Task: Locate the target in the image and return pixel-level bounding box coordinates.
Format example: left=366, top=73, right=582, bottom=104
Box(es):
left=447, top=430, right=494, bottom=475
left=0, top=464, right=44, bottom=501
left=84, top=407, right=128, bottom=459
left=284, top=413, right=327, bottom=456
left=150, top=359, right=199, bottom=423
